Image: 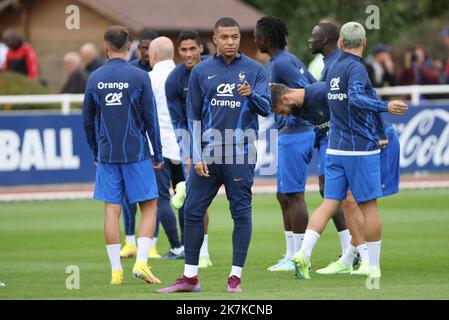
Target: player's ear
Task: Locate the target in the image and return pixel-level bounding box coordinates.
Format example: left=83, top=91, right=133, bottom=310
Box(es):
left=212, top=34, right=217, bottom=45
left=338, top=38, right=343, bottom=49
left=127, top=41, right=131, bottom=51
left=199, top=44, right=204, bottom=54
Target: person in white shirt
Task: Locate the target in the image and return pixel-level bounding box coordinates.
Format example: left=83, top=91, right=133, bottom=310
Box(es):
left=148, top=36, right=186, bottom=259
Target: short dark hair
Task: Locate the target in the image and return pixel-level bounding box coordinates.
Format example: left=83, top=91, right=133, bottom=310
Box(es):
left=317, top=23, right=340, bottom=42
left=104, top=25, right=129, bottom=52
left=177, top=29, right=202, bottom=46
left=270, top=83, right=290, bottom=110
left=256, top=16, right=288, bottom=50
left=214, top=17, right=240, bottom=30
left=139, top=29, right=159, bottom=42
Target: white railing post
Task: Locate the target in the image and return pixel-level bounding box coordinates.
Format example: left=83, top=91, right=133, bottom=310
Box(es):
left=61, top=94, right=71, bottom=115
left=411, top=86, right=420, bottom=106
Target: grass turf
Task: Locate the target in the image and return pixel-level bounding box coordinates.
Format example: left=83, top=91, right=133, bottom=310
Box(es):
left=0, top=189, right=449, bottom=300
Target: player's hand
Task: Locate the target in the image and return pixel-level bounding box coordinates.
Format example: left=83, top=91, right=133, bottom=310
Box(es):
left=237, top=81, right=251, bottom=97
left=185, top=158, right=192, bottom=174
left=153, top=160, right=164, bottom=171
left=387, top=100, right=408, bottom=115
left=194, top=161, right=209, bottom=177
left=379, top=139, right=389, bottom=148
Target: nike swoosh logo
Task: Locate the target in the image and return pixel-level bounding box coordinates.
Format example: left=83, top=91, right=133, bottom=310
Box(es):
left=233, top=178, right=243, bottom=182
left=207, top=75, right=217, bottom=80
left=183, top=88, right=189, bottom=91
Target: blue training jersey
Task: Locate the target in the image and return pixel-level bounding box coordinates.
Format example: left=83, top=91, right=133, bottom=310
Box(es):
left=300, top=81, right=330, bottom=126
left=83, top=58, right=163, bottom=164
left=187, top=53, right=271, bottom=163
left=326, top=52, right=388, bottom=153
left=129, top=58, right=151, bottom=72
left=321, top=49, right=342, bottom=82
left=270, top=49, right=316, bottom=133
left=165, top=57, right=209, bottom=160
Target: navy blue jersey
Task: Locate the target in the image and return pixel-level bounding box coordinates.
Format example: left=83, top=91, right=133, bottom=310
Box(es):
left=129, top=58, right=151, bottom=72
left=187, top=53, right=271, bottom=162
left=320, top=49, right=342, bottom=82
left=83, top=58, right=163, bottom=164
left=300, top=81, right=330, bottom=126
left=326, top=52, right=388, bottom=153
left=270, top=50, right=316, bottom=133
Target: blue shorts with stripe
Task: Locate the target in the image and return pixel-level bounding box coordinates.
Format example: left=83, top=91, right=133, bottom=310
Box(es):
left=324, top=152, right=382, bottom=203
left=94, top=159, right=158, bottom=205
left=277, top=130, right=315, bottom=194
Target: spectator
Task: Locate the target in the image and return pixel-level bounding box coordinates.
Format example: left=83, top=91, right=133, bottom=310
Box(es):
left=129, top=29, right=159, bottom=72
left=60, top=51, right=87, bottom=94
left=365, top=43, right=396, bottom=87
left=2, top=28, right=39, bottom=79
left=399, top=47, right=442, bottom=86
left=80, top=43, right=102, bottom=76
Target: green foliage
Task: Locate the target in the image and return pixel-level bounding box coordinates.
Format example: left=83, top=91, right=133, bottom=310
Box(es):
left=244, top=0, right=449, bottom=63
left=0, top=72, right=60, bottom=110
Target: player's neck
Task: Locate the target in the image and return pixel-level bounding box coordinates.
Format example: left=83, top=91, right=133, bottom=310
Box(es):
left=343, top=47, right=363, bottom=58
left=107, top=52, right=128, bottom=60
left=322, top=46, right=338, bottom=59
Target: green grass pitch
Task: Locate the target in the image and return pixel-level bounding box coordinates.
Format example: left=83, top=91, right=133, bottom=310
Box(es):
left=1, top=189, right=449, bottom=300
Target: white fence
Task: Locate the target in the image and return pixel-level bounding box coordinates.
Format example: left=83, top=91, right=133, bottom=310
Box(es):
left=0, top=85, right=449, bottom=113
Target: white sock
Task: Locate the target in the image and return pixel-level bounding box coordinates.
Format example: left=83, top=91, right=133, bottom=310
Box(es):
left=367, top=241, right=381, bottom=268
left=106, top=244, right=122, bottom=271
left=337, top=230, right=351, bottom=256
left=356, top=243, right=369, bottom=264
left=136, top=237, right=152, bottom=264
left=302, top=230, right=320, bottom=260
left=338, top=244, right=358, bottom=267
left=126, top=235, right=136, bottom=246
left=152, top=237, right=158, bottom=248
left=199, top=234, right=209, bottom=257
left=171, top=245, right=184, bottom=255
left=184, top=264, right=198, bottom=278
left=292, top=233, right=304, bottom=254
left=229, top=266, right=243, bottom=278
left=284, top=231, right=294, bottom=259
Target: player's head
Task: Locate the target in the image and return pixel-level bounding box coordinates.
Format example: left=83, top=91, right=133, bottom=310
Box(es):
left=149, top=36, right=174, bottom=68
left=254, top=16, right=288, bottom=54
left=308, top=23, right=340, bottom=54
left=138, top=29, right=159, bottom=64
left=270, top=83, right=297, bottom=117
left=104, top=25, right=130, bottom=58
left=177, top=29, right=204, bottom=70
left=339, top=21, right=366, bottom=52
left=213, top=17, right=240, bottom=59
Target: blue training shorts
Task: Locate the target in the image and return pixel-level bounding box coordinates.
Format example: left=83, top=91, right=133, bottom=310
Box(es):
left=94, top=159, right=158, bottom=205
left=324, top=152, right=382, bottom=203
left=381, top=128, right=400, bottom=197
left=277, top=130, right=315, bottom=194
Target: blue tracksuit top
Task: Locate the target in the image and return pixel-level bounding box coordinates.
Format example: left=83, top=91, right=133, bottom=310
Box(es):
left=326, top=52, right=388, bottom=153
left=83, top=58, right=163, bottom=164
left=270, top=49, right=316, bottom=134
left=186, top=53, right=271, bottom=163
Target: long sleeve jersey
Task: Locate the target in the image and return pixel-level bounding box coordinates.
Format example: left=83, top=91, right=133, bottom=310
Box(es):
left=82, top=58, right=163, bottom=164
left=187, top=53, right=271, bottom=163
left=326, top=52, right=388, bottom=154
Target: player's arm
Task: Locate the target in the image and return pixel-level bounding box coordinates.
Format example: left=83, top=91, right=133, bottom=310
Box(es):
left=238, top=66, right=271, bottom=117
left=165, top=74, right=190, bottom=161
left=186, top=67, right=208, bottom=176
left=348, top=63, right=407, bottom=115
left=82, top=79, right=97, bottom=163
left=141, top=76, right=164, bottom=167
